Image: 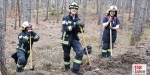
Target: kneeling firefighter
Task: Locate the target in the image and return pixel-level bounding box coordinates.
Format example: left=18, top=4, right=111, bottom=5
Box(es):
left=11, top=21, right=40, bottom=72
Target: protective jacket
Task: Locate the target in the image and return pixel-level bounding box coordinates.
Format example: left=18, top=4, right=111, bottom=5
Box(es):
left=11, top=31, right=40, bottom=64
left=17, top=31, right=39, bottom=52
left=61, top=13, right=84, bottom=46
left=102, top=16, right=120, bottom=43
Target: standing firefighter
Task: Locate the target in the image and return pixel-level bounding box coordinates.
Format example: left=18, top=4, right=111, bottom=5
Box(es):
left=11, top=21, right=40, bottom=72
left=101, top=5, right=120, bottom=57
left=61, top=2, right=84, bottom=75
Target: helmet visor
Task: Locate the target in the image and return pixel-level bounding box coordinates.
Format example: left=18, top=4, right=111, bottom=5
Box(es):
left=110, top=9, right=117, bottom=12
left=69, top=5, right=79, bottom=9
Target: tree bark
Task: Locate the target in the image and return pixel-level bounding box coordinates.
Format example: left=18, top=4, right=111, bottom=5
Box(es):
left=17, top=0, right=21, bottom=27
left=128, top=0, right=132, bottom=21
left=146, top=0, right=150, bottom=22
left=112, top=0, right=117, bottom=5
left=56, top=0, right=59, bottom=23
left=131, top=0, right=147, bottom=45
left=63, top=0, right=67, bottom=16
left=120, top=0, right=125, bottom=29
left=61, top=0, right=64, bottom=14
left=44, top=0, right=49, bottom=21
left=0, top=0, right=7, bottom=75
left=11, top=0, right=15, bottom=11
left=81, top=0, right=87, bottom=24
left=36, top=0, right=39, bottom=24
left=98, top=0, right=104, bottom=47
left=133, top=0, right=137, bottom=23
left=106, top=0, right=112, bottom=9
left=22, top=0, right=31, bottom=22
left=14, top=0, right=17, bottom=30
left=96, top=0, right=98, bottom=14
left=117, top=0, right=121, bottom=13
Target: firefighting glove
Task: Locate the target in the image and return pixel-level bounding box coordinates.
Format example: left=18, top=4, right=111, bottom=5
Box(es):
left=27, top=30, right=33, bottom=35
left=26, top=30, right=33, bottom=39
left=84, top=46, right=92, bottom=55
left=27, top=30, right=36, bottom=36
left=31, top=31, right=37, bottom=36
left=72, top=24, right=79, bottom=29
left=77, top=19, right=84, bottom=27
left=28, top=30, right=33, bottom=33
left=109, top=26, right=114, bottom=29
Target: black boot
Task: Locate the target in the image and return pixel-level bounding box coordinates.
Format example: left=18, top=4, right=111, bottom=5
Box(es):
left=72, top=68, right=83, bottom=75
left=16, top=67, right=24, bottom=72
left=107, top=51, right=110, bottom=57
left=65, top=65, right=70, bottom=71
left=102, top=52, right=107, bottom=58
left=102, top=49, right=107, bottom=58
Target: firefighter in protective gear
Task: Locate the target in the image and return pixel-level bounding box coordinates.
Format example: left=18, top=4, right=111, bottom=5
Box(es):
left=101, top=5, right=120, bottom=57
left=11, top=21, right=40, bottom=72
left=61, top=2, right=84, bottom=75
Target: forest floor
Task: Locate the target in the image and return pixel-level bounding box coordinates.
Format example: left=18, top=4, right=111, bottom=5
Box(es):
left=5, top=2, right=150, bottom=75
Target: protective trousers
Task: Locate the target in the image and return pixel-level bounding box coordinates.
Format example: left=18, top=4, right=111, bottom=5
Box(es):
left=62, top=39, right=84, bottom=71
left=102, top=43, right=114, bottom=57
left=102, top=30, right=117, bottom=57
left=17, top=50, right=29, bottom=71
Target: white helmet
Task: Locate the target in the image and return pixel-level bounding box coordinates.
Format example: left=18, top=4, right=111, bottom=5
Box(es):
left=109, top=5, right=117, bottom=11
left=22, top=21, right=32, bottom=30
left=69, top=2, right=79, bottom=9
left=107, top=5, right=118, bottom=16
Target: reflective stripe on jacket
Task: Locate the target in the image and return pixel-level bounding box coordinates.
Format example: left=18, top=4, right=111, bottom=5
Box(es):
left=17, top=31, right=40, bottom=52
left=61, top=13, right=84, bottom=46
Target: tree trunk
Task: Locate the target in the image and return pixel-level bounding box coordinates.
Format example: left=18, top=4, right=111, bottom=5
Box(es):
left=17, top=0, right=21, bottom=27
left=31, top=0, right=36, bottom=17
left=63, top=0, right=67, bottom=16
left=98, top=0, right=104, bottom=47
left=0, top=0, right=7, bottom=75
left=11, top=0, right=15, bottom=11
left=5, top=0, right=8, bottom=16
left=81, top=0, right=87, bottom=24
left=128, top=0, right=132, bottom=21
left=79, top=0, right=81, bottom=3
left=124, top=0, right=129, bottom=10
left=117, top=0, right=121, bottom=13
left=112, top=0, right=117, bottom=5
left=133, top=0, right=137, bottom=23
left=120, top=0, right=125, bottom=29
left=131, top=0, right=147, bottom=45
left=146, top=0, right=150, bottom=22
left=44, top=0, right=49, bottom=21
left=14, top=0, right=17, bottom=30
left=56, top=0, right=59, bottom=23
left=42, top=0, right=46, bottom=16
left=36, top=0, right=39, bottom=24
left=22, top=0, right=31, bottom=22
left=61, top=0, right=64, bottom=14
left=106, top=0, right=112, bottom=9
left=96, top=0, right=98, bottom=14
